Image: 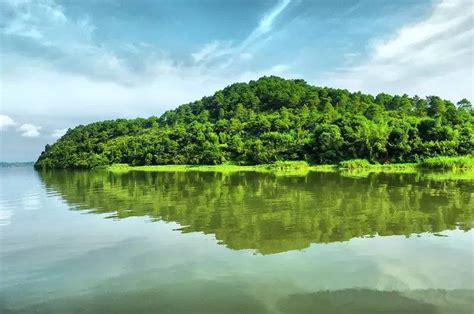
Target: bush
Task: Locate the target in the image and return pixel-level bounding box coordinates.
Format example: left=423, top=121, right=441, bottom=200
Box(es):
left=269, top=161, right=309, bottom=171
left=339, top=159, right=372, bottom=169
left=420, top=156, right=474, bottom=170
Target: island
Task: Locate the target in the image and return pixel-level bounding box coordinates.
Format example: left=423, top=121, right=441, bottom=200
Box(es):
left=34, top=76, right=473, bottom=170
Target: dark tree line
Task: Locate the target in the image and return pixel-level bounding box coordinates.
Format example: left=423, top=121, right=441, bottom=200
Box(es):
left=35, top=76, right=474, bottom=169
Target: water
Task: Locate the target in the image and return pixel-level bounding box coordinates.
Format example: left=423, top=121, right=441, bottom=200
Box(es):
left=0, top=167, right=473, bottom=313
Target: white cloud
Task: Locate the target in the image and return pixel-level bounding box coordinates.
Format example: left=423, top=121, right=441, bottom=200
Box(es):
left=0, top=209, right=13, bottom=227
left=0, top=115, right=16, bottom=130
left=239, top=53, right=253, bottom=61
left=1, top=0, right=135, bottom=84
left=18, top=123, right=41, bottom=137
left=1, top=55, right=295, bottom=120
left=51, top=128, right=67, bottom=138
left=1, top=0, right=297, bottom=121
left=3, top=0, right=67, bottom=40
left=323, top=0, right=473, bottom=100
left=191, top=41, right=233, bottom=63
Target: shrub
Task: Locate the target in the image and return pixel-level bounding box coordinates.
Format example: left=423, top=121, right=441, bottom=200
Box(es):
left=420, top=156, right=474, bottom=170
left=339, top=159, right=372, bottom=169
left=269, top=161, right=310, bottom=171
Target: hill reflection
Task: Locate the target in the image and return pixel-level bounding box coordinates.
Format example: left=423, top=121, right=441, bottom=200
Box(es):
left=38, top=170, right=473, bottom=254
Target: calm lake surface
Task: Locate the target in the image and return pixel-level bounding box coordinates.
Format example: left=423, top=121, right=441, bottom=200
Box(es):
left=1, top=167, right=473, bottom=313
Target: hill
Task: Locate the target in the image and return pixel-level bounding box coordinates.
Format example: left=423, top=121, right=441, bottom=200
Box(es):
left=35, top=76, right=473, bottom=169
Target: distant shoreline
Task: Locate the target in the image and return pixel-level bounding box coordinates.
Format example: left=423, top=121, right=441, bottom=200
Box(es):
left=0, top=161, right=34, bottom=168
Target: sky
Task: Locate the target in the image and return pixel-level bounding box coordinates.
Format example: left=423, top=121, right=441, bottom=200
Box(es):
left=0, top=0, right=473, bottom=162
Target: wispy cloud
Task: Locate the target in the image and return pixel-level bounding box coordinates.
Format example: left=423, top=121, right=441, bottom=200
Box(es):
left=0, top=209, right=13, bottom=227
left=2, top=55, right=295, bottom=120
left=240, top=0, right=291, bottom=49
left=191, top=41, right=234, bottom=64
left=1, top=0, right=133, bottom=84
left=192, top=0, right=292, bottom=66
left=18, top=124, right=41, bottom=137
left=2, top=0, right=66, bottom=40
left=51, top=128, right=68, bottom=138
left=324, top=0, right=473, bottom=100
left=0, top=115, right=16, bottom=130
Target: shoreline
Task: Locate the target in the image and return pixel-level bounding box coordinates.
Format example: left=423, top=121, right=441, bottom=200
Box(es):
left=108, top=162, right=341, bottom=173
left=107, top=158, right=474, bottom=174
left=106, top=161, right=474, bottom=181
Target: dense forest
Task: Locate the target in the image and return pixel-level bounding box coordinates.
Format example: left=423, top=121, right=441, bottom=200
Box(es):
left=35, top=76, right=473, bottom=169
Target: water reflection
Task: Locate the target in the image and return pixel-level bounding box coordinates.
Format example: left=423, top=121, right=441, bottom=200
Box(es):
left=8, top=286, right=473, bottom=314
left=278, top=289, right=473, bottom=314
left=38, top=170, right=473, bottom=254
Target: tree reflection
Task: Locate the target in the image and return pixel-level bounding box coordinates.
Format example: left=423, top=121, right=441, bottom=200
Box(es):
left=38, top=170, right=473, bottom=254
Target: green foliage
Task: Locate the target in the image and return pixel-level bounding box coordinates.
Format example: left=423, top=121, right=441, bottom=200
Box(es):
left=34, top=76, right=474, bottom=169
left=420, top=156, right=474, bottom=170
left=108, top=161, right=313, bottom=175
left=339, top=159, right=372, bottom=169
left=268, top=161, right=310, bottom=171
left=106, top=160, right=438, bottom=176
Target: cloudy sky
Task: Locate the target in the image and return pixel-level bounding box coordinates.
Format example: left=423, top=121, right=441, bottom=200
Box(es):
left=0, top=0, right=473, bottom=161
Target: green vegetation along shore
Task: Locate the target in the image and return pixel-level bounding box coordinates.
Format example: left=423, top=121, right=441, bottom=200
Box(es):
left=35, top=76, right=473, bottom=169
left=108, top=156, right=474, bottom=174
left=108, top=161, right=336, bottom=174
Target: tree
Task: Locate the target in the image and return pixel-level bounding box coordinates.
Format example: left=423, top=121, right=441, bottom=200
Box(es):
left=310, top=124, right=343, bottom=163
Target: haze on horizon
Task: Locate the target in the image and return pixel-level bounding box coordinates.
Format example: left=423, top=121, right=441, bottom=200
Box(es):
left=0, top=0, right=473, bottom=161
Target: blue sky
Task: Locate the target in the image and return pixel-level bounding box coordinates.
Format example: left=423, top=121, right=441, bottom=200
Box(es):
left=0, top=0, right=473, bottom=161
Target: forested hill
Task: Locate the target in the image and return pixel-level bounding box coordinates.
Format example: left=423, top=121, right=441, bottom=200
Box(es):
left=35, top=76, right=473, bottom=169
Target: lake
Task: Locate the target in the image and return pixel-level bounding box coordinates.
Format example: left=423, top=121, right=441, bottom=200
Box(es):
left=1, top=167, right=473, bottom=313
